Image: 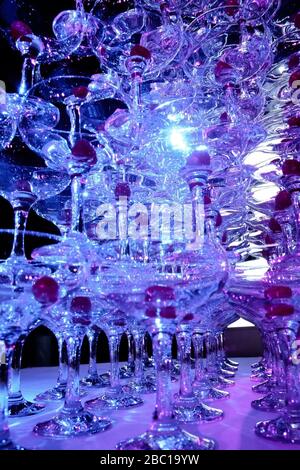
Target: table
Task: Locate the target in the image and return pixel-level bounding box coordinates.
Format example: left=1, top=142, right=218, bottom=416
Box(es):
left=9, top=358, right=300, bottom=450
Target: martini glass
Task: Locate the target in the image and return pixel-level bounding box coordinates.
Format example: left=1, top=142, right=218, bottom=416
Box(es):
left=0, top=230, right=62, bottom=449
left=34, top=290, right=112, bottom=438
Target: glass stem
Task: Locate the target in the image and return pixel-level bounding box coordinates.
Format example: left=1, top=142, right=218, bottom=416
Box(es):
left=177, top=329, right=193, bottom=398
left=56, top=333, right=67, bottom=387
left=127, top=332, right=135, bottom=371
left=87, top=330, right=99, bottom=378
left=206, top=333, right=217, bottom=377
left=71, top=174, right=86, bottom=233
left=151, top=331, right=174, bottom=426
left=63, top=336, right=83, bottom=412
left=67, top=104, right=82, bottom=148
left=109, top=333, right=120, bottom=391
left=278, top=327, right=300, bottom=420
left=12, top=208, right=29, bottom=258
left=133, top=330, right=144, bottom=384
left=193, top=331, right=208, bottom=388
left=19, top=56, right=36, bottom=96
left=0, top=344, right=13, bottom=448
left=8, top=337, right=25, bottom=401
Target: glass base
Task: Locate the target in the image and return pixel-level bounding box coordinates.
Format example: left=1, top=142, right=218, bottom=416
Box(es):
left=35, top=385, right=86, bottom=401
left=250, top=372, right=270, bottom=383
left=255, top=415, right=300, bottom=443
left=33, top=408, right=112, bottom=438
left=251, top=360, right=263, bottom=369
left=222, top=361, right=238, bottom=372
left=193, top=385, right=230, bottom=401
left=85, top=388, right=144, bottom=411
left=225, top=358, right=239, bottom=367
left=116, top=425, right=215, bottom=450
left=119, top=365, right=135, bottom=379
left=252, top=380, right=272, bottom=394
left=210, top=375, right=235, bottom=388
left=124, top=377, right=156, bottom=394
left=173, top=395, right=223, bottom=423
left=143, top=357, right=155, bottom=369
left=219, top=367, right=235, bottom=378
left=251, top=391, right=286, bottom=412
left=0, top=439, right=25, bottom=450
left=80, top=374, right=110, bottom=388
left=8, top=397, right=45, bottom=417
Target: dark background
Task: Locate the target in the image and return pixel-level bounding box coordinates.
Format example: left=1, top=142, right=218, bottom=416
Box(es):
left=1, top=0, right=295, bottom=365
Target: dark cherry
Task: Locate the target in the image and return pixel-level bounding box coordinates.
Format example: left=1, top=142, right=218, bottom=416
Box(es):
left=32, top=276, right=59, bottom=305
left=72, top=86, right=89, bottom=99
left=265, top=234, right=275, bottom=245
left=282, top=159, right=300, bottom=176
left=268, top=218, right=281, bottom=233
left=289, top=53, right=300, bottom=70
left=130, top=45, right=151, bottom=61
left=70, top=296, right=92, bottom=314
left=204, top=195, right=211, bottom=205
left=160, top=306, right=176, bottom=319
left=225, top=0, right=239, bottom=16
left=115, top=182, right=131, bottom=198
left=214, top=61, right=233, bottom=81
left=294, top=12, right=300, bottom=29
left=266, top=303, right=294, bottom=318
left=289, top=69, right=300, bottom=87
left=274, top=190, right=292, bottom=211
left=11, top=20, right=32, bottom=41
left=222, top=231, right=227, bottom=244
left=215, top=212, right=223, bottom=227
left=288, top=116, right=300, bottom=127
left=145, top=285, right=175, bottom=302
left=182, top=313, right=194, bottom=322
left=71, top=139, right=97, bottom=166
left=265, top=286, right=292, bottom=300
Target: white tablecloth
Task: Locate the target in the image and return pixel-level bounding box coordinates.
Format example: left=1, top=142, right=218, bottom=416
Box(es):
left=9, top=358, right=300, bottom=450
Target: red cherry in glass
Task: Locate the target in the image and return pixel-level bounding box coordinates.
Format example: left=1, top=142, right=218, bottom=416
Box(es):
left=294, top=12, right=300, bottom=29
left=215, top=212, right=223, bottom=227
left=70, top=296, right=92, bottom=314
left=115, top=182, right=131, bottom=198
left=220, top=112, right=231, bottom=122
left=215, top=61, right=233, bottom=81
left=266, top=303, right=294, bottom=318
left=222, top=231, right=227, bottom=244
left=32, top=276, right=59, bottom=305
left=265, top=234, right=275, bottom=245
left=289, top=53, right=300, bottom=70
left=275, top=190, right=292, bottom=211
left=182, top=313, right=194, bottom=322
left=11, top=20, right=32, bottom=41
left=145, top=307, right=156, bottom=318
left=288, top=116, right=300, bottom=127
left=265, top=286, right=292, bottom=300
left=282, top=159, right=300, bottom=176
left=72, top=86, right=89, bottom=99
left=187, top=150, right=210, bottom=167
left=204, top=195, right=211, bottom=205
left=130, top=45, right=151, bottom=61
left=289, top=69, right=300, bottom=87
left=71, top=139, right=97, bottom=166
left=71, top=297, right=92, bottom=326
left=15, top=180, right=32, bottom=192
left=224, top=0, right=239, bottom=16
left=145, top=285, right=175, bottom=302
left=268, top=218, right=281, bottom=233
left=160, top=306, right=176, bottom=319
